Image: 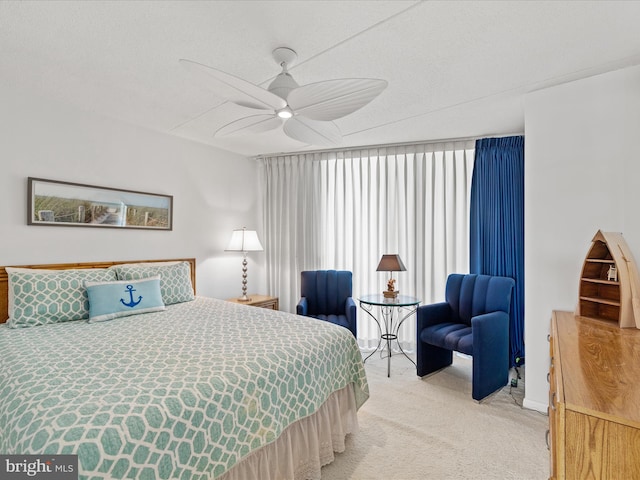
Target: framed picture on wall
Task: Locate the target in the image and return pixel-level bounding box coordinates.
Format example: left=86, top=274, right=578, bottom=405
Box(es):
left=27, top=177, right=173, bottom=230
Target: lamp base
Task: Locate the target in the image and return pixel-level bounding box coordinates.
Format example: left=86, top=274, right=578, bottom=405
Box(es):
left=383, top=290, right=399, bottom=298
left=237, top=294, right=252, bottom=302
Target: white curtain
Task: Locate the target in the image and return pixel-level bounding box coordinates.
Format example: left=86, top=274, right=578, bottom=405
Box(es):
left=259, top=141, right=475, bottom=351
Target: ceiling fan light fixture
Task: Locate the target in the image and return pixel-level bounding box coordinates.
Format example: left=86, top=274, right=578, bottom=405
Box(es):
left=276, top=107, right=293, bottom=119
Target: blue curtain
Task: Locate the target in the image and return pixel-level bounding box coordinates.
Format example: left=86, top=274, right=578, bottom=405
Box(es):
left=470, top=136, right=524, bottom=367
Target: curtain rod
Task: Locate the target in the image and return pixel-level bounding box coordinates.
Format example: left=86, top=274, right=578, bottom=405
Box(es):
left=251, top=132, right=524, bottom=160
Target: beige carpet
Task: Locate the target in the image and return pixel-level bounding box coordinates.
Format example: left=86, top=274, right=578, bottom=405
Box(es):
left=321, top=352, right=549, bottom=480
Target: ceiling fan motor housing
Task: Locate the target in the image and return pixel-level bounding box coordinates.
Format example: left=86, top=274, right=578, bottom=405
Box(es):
left=268, top=72, right=299, bottom=100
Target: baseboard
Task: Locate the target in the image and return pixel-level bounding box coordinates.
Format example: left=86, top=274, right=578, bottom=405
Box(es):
left=523, top=397, right=548, bottom=414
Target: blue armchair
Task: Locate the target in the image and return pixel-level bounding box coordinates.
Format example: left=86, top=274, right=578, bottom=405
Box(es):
left=416, top=273, right=515, bottom=401
left=296, top=270, right=357, bottom=338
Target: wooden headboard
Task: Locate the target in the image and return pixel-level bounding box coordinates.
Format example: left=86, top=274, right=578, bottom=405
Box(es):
left=0, top=258, right=196, bottom=324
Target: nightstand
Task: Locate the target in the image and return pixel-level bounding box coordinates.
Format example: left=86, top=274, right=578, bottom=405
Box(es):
left=226, top=294, right=279, bottom=310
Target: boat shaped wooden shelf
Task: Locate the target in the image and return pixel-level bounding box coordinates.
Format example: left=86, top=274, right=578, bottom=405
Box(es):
left=577, top=230, right=640, bottom=328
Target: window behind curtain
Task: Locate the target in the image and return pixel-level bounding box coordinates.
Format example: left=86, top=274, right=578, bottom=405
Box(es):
left=260, top=140, right=475, bottom=350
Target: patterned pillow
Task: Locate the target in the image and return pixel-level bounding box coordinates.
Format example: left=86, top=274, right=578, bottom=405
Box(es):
left=6, top=267, right=117, bottom=328
left=111, top=261, right=194, bottom=305
left=85, top=276, right=165, bottom=323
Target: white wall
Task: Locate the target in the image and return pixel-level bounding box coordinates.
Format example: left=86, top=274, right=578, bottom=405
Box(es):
left=0, top=83, right=266, bottom=300
left=523, top=65, right=640, bottom=411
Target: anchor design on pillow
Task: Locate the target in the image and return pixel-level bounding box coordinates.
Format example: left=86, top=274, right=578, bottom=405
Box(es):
left=121, top=284, right=143, bottom=308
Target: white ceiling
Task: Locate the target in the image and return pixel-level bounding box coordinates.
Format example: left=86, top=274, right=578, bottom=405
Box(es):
left=3, top=1, right=640, bottom=157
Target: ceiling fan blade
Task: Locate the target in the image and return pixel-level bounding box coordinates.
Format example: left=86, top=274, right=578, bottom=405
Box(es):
left=287, top=78, right=387, bottom=121
left=283, top=117, right=342, bottom=146
left=180, top=59, right=287, bottom=111
left=215, top=115, right=282, bottom=137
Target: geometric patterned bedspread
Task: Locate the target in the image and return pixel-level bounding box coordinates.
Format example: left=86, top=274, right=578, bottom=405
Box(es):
left=0, top=297, right=369, bottom=479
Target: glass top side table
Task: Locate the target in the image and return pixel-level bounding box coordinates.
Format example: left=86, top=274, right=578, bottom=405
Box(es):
left=358, top=294, right=420, bottom=377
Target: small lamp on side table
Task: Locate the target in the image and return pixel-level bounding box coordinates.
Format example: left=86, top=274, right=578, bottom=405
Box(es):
left=225, top=227, right=264, bottom=302
left=376, top=254, right=406, bottom=298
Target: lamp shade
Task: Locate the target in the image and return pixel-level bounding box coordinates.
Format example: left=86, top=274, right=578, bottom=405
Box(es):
left=225, top=228, right=264, bottom=252
left=376, top=254, right=406, bottom=272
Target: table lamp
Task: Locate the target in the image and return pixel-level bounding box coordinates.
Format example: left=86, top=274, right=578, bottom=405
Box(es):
left=225, top=227, right=263, bottom=302
left=376, top=254, right=406, bottom=298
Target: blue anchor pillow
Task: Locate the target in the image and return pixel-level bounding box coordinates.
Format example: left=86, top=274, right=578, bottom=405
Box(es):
left=85, top=275, right=165, bottom=323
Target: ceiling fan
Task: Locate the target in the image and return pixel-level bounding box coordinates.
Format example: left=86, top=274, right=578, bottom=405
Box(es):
left=179, top=47, right=387, bottom=147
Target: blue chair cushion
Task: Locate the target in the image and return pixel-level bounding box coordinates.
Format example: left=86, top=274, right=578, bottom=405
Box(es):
left=420, top=323, right=473, bottom=356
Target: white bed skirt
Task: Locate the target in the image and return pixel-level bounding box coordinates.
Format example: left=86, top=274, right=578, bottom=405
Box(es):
left=219, top=383, right=359, bottom=480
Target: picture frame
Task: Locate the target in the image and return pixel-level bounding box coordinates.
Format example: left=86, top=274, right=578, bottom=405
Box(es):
left=27, top=177, right=173, bottom=230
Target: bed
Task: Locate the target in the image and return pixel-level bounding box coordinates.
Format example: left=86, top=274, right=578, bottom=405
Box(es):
left=0, top=259, right=369, bottom=479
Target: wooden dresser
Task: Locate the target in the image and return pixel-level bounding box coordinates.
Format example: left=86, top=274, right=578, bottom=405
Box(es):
left=548, top=310, right=640, bottom=479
